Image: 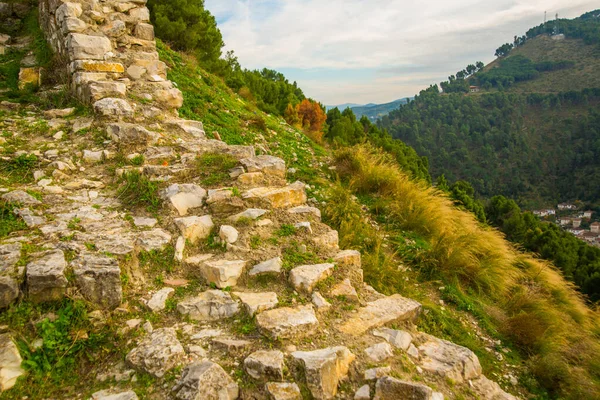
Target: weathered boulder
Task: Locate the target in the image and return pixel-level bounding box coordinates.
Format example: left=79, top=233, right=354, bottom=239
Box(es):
left=212, top=338, right=251, bottom=353
left=312, top=292, right=331, bottom=311
left=177, top=290, right=240, bottom=321
left=256, top=305, right=319, bottom=339
left=470, top=376, right=518, bottom=400
left=292, top=346, right=355, bottom=399
left=71, top=254, right=122, bottom=309
left=244, top=350, right=285, bottom=381
left=107, top=123, right=157, bottom=146
left=339, top=295, right=422, bottom=336
left=0, top=243, right=22, bottom=309
left=330, top=278, right=358, bottom=301
left=289, top=263, right=335, bottom=293
left=265, top=382, right=302, bottom=400
left=173, top=361, right=239, bottom=400
left=155, top=88, right=183, bottom=109
left=200, top=259, right=246, bottom=289
left=134, top=23, right=154, bottom=41
left=373, top=377, right=433, bottom=400
left=163, top=184, right=207, bottom=216
left=219, top=225, right=239, bottom=244
left=26, top=250, right=68, bottom=303
left=313, top=230, right=339, bottom=250
left=1, top=190, right=41, bottom=205
left=126, top=328, right=185, bottom=378
left=146, top=287, right=175, bottom=312
left=365, top=342, right=394, bottom=363
left=206, top=189, right=245, bottom=214
left=88, top=81, right=127, bottom=102
left=174, top=215, right=214, bottom=244
left=0, top=333, right=25, bottom=391
left=355, top=385, right=371, bottom=400
left=90, top=390, right=139, bottom=400
left=333, top=250, right=361, bottom=268
left=364, top=366, right=392, bottom=381
left=67, top=33, right=111, bottom=60
left=136, top=228, right=172, bottom=252
left=417, top=334, right=482, bottom=383
left=240, top=155, right=286, bottom=177
left=243, top=182, right=307, bottom=209
left=233, top=291, right=278, bottom=316
left=94, top=98, right=133, bottom=117
left=249, top=257, right=282, bottom=276
left=373, top=328, right=412, bottom=351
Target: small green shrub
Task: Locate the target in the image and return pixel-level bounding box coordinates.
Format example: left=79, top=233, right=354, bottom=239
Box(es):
left=117, top=171, right=162, bottom=213
left=0, top=154, right=38, bottom=184
left=275, top=224, right=297, bottom=237
left=193, top=152, right=238, bottom=186
left=0, top=201, right=27, bottom=238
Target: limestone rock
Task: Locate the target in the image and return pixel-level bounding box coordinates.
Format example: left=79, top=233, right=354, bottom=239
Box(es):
left=219, top=225, right=239, bottom=244
left=287, top=205, right=321, bottom=219
left=107, top=123, right=157, bottom=146
left=67, top=33, right=111, bottom=60
left=71, top=254, right=122, bottom=309
left=126, top=328, right=185, bottom=378
left=355, top=385, right=371, bottom=400
left=90, top=390, right=138, bottom=400
left=233, top=291, right=278, bottom=316
left=312, top=292, right=331, bottom=311
left=313, top=230, right=339, bottom=250
left=94, top=98, right=133, bottom=117
left=249, top=257, right=282, bottom=276
left=256, top=305, right=319, bottom=339
left=417, top=334, right=482, bottom=383
left=0, top=243, right=22, bottom=309
left=0, top=333, right=25, bottom=391
left=339, top=295, right=422, bottom=336
left=56, top=2, right=82, bottom=23
left=177, top=290, right=240, bottom=321
left=133, top=216, right=157, bottom=228
left=244, top=350, right=284, bottom=381
left=240, top=155, right=286, bottom=177
left=206, top=189, right=244, bottom=214
left=136, top=228, right=172, bottom=252
left=470, top=376, right=518, bottom=400
left=330, top=278, right=358, bottom=301
left=373, top=328, right=412, bottom=351
left=163, top=184, right=207, bottom=216
left=212, top=338, right=251, bottom=353
left=18, top=67, right=41, bottom=89
left=26, top=250, right=68, bottom=303
left=365, top=366, right=392, bottom=381
left=146, top=287, right=175, bottom=312
left=174, top=215, right=214, bottom=244
left=88, top=81, right=127, bottom=102
left=243, top=182, right=307, bottom=209
left=373, top=377, right=433, bottom=400
left=1, top=190, right=41, bottom=205
left=237, top=172, right=264, bottom=185
left=173, top=361, right=239, bottom=400
left=229, top=208, right=268, bottom=222
left=155, top=88, right=183, bottom=109
left=265, top=382, right=302, bottom=400
left=292, top=346, right=355, bottom=399
left=289, top=263, right=335, bottom=293
left=365, top=342, right=394, bottom=363
left=200, top=259, right=246, bottom=289
left=134, top=23, right=154, bottom=41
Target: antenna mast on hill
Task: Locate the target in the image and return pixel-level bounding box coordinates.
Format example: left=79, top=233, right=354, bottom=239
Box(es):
left=553, top=13, right=560, bottom=35
left=544, top=11, right=547, bottom=25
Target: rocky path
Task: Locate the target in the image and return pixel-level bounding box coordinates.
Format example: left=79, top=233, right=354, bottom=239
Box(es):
left=0, top=0, right=518, bottom=398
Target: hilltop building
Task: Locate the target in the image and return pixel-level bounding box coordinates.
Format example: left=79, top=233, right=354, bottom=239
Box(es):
left=591, top=222, right=600, bottom=233
left=558, top=203, right=577, bottom=210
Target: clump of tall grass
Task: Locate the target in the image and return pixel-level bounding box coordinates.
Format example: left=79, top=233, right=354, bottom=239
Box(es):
left=330, top=144, right=600, bottom=399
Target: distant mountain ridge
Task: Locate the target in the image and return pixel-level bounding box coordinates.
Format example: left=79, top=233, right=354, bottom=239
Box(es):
left=326, top=98, right=412, bottom=120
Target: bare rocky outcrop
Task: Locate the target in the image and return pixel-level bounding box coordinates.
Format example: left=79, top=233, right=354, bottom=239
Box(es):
left=71, top=253, right=122, bottom=309
left=126, top=328, right=185, bottom=378
left=172, top=361, right=239, bottom=400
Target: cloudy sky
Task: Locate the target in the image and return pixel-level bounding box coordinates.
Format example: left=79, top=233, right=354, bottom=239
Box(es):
left=204, top=0, right=598, bottom=105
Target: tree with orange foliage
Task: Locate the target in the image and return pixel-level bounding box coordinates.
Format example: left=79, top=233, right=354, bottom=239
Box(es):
left=296, top=99, right=327, bottom=132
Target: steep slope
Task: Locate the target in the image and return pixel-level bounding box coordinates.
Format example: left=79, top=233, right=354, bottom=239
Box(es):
left=0, top=2, right=599, bottom=400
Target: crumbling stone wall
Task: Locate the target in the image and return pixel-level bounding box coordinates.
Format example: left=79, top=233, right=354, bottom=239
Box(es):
left=38, top=0, right=183, bottom=115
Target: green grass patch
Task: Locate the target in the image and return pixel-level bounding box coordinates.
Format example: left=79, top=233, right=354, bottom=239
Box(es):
left=117, top=171, right=162, bottom=214
left=194, top=152, right=238, bottom=186
left=0, top=201, right=27, bottom=238
left=0, top=154, right=38, bottom=185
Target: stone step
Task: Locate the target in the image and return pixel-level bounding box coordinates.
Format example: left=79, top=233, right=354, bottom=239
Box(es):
left=256, top=305, right=319, bottom=339
left=242, top=182, right=307, bottom=209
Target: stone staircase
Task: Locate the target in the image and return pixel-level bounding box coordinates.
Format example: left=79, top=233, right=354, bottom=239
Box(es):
left=0, top=1, right=519, bottom=399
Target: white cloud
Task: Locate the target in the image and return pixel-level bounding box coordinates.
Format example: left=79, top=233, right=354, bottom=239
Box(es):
left=205, top=0, right=598, bottom=104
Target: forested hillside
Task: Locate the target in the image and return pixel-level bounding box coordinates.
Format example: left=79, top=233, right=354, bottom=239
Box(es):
left=379, top=10, right=600, bottom=207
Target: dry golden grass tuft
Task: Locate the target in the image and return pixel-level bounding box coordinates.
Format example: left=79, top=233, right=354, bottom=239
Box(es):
left=330, top=144, right=600, bottom=399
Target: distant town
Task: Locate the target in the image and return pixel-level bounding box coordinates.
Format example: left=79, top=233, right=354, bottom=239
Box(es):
left=534, top=203, right=600, bottom=248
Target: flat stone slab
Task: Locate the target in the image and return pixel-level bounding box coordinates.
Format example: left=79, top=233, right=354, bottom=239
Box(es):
left=249, top=257, right=282, bottom=276
left=125, top=328, right=185, bottom=378
left=265, top=382, right=302, bottom=400
left=0, top=243, right=22, bottom=309
left=71, top=253, right=122, bottom=310
left=292, top=346, right=355, bottom=399
left=289, top=263, right=335, bottom=293
left=373, top=328, right=412, bottom=350
left=339, top=295, right=421, bottom=336
left=243, top=182, right=307, bottom=209
left=163, top=184, right=207, bottom=216
left=173, top=361, right=239, bottom=400
left=0, top=333, right=25, bottom=391
left=416, top=334, right=482, bottom=383
left=174, top=215, right=214, bottom=244
left=228, top=208, right=269, bottom=222
left=256, top=305, right=318, bottom=339
left=244, top=350, right=285, bottom=381
left=136, top=228, right=172, bottom=252
left=200, top=259, right=246, bottom=289
left=233, top=291, right=278, bottom=316
left=287, top=205, right=321, bottom=219
left=374, top=377, right=433, bottom=400
left=26, top=250, right=68, bottom=303
left=240, top=155, right=286, bottom=177
left=177, top=290, right=240, bottom=321
left=91, top=390, right=138, bottom=400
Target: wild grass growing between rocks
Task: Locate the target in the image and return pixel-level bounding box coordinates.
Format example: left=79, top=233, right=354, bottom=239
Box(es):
left=0, top=153, right=38, bottom=185
left=194, top=152, right=238, bottom=186
left=328, top=144, right=600, bottom=399
left=0, top=201, right=27, bottom=238
left=117, top=171, right=162, bottom=214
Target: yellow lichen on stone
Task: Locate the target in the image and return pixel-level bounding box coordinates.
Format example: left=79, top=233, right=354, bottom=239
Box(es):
left=18, top=67, right=41, bottom=89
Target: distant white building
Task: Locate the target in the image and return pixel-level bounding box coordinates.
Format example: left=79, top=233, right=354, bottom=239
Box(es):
left=558, top=203, right=577, bottom=210
left=534, top=209, right=556, bottom=217
left=559, top=217, right=572, bottom=225
left=567, top=228, right=585, bottom=236
left=583, top=210, right=594, bottom=219
left=591, top=222, right=600, bottom=233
